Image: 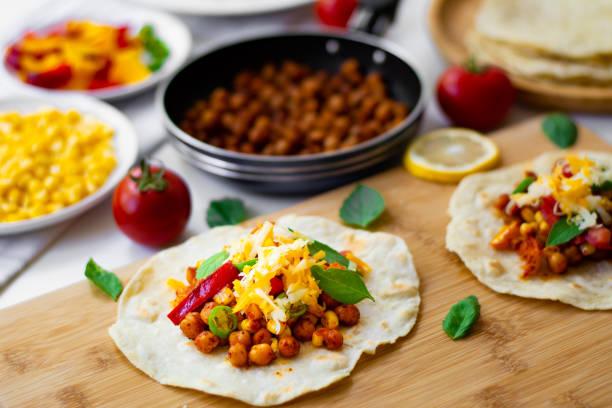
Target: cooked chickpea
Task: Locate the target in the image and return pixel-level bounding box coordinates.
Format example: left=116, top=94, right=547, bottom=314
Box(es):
left=253, top=328, right=273, bottom=345
left=241, top=318, right=262, bottom=333
left=245, top=303, right=263, bottom=321
left=335, top=305, right=360, bottom=326
left=278, top=336, right=300, bottom=358
left=520, top=222, right=537, bottom=236
left=249, top=344, right=276, bottom=366
left=194, top=331, right=220, bottom=354
left=200, top=301, right=219, bottom=325
left=301, top=312, right=319, bottom=324
left=563, top=245, right=582, bottom=264
left=180, top=312, right=206, bottom=340
left=278, top=326, right=292, bottom=338
left=493, top=194, right=510, bottom=211
left=547, top=251, right=568, bottom=274
left=580, top=242, right=596, bottom=256
left=321, top=310, right=339, bottom=329
left=539, top=221, right=550, bottom=233
left=229, top=330, right=252, bottom=348
left=312, top=328, right=328, bottom=347
left=320, top=292, right=342, bottom=309
left=293, top=318, right=316, bottom=341
left=324, top=329, right=344, bottom=350
left=228, top=343, right=248, bottom=367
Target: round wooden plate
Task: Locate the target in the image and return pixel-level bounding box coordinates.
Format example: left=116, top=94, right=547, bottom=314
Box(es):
left=428, top=0, right=612, bottom=112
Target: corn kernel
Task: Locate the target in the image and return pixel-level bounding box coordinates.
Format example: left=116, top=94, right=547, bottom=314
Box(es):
left=321, top=310, right=339, bottom=329
left=534, top=211, right=544, bottom=223
left=267, top=319, right=286, bottom=336
left=213, top=287, right=235, bottom=305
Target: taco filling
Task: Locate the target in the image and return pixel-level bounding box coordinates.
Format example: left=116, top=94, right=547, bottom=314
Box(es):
left=490, top=154, right=612, bottom=277
left=166, top=221, right=374, bottom=367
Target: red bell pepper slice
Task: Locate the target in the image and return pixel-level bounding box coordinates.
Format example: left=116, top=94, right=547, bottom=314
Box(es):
left=167, top=261, right=239, bottom=325
left=269, top=277, right=283, bottom=296
left=540, top=195, right=560, bottom=226
left=116, top=25, right=130, bottom=48
left=4, top=46, right=21, bottom=71
left=26, top=64, right=72, bottom=89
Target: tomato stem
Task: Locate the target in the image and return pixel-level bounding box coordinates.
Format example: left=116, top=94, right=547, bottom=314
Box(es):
left=464, top=55, right=483, bottom=74
left=130, top=158, right=168, bottom=192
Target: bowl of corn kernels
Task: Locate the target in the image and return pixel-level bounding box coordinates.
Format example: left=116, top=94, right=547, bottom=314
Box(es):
left=0, top=95, right=138, bottom=234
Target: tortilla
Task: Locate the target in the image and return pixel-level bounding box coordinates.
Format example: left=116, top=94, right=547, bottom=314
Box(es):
left=109, top=214, right=420, bottom=406
left=466, top=31, right=612, bottom=85
left=446, top=151, right=612, bottom=310
left=475, top=0, right=612, bottom=59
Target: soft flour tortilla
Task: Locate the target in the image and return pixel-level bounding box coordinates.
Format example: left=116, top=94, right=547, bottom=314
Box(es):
left=466, top=31, right=612, bottom=85
left=447, top=151, right=612, bottom=310
left=475, top=0, right=612, bottom=59
left=109, top=215, right=420, bottom=406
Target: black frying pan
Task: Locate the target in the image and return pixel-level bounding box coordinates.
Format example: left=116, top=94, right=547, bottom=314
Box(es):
left=159, top=0, right=426, bottom=193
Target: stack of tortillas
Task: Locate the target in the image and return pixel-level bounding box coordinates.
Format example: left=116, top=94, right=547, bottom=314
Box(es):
left=467, top=0, right=612, bottom=85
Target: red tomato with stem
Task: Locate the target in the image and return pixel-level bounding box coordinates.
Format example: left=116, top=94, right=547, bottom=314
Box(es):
left=437, top=58, right=515, bottom=131
left=315, top=0, right=357, bottom=28
left=112, top=159, right=191, bottom=246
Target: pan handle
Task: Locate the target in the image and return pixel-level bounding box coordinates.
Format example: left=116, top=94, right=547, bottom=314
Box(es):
left=348, top=0, right=401, bottom=36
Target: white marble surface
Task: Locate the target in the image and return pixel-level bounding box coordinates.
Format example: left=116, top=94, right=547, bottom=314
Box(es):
left=1, top=0, right=611, bottom=309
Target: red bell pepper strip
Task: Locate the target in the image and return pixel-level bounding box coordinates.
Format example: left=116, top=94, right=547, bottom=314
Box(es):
left=26, top=64, right=72, bottom=89
left=167, top=261, right=239, bottom=325
left=269, top=277, right=283, bottom=296
left=540, top=195, right=560, bottom=226
left=4, top=46, right=21, bottom=71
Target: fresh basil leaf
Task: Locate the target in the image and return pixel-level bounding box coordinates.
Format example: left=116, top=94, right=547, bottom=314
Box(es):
left=84, top=258, right=122, bottom=301
left=542, top=113, right=578, bottom=149
left=139, top=25, right=169, bottom=72
left=196, top=250, right=229, bottom=279
left=235, top=259, right=257, bottom=271
left=206, top=199, right=246, bottom=228
left=310, top=265, right=374, bottom=304
left=307, top=240, right=349, bottom=268
left=442, top=295, right=480, bottom=340
left=512, top=177, right=535, bottom=194
left=591, top=180, right=612, bottom=191
left=339, top=184, right=385, bottom=228
left=546, top=217, right=583, bottom=247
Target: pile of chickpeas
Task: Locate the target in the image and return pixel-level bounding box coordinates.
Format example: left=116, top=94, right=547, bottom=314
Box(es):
left=491, top=174, right=612, bottom=275
left=179, top=59, right=409, bottom=155
left=179, top=288, right=360, bottom=368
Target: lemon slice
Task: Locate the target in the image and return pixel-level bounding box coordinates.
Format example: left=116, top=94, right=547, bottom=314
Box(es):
left=404, top=128, right=500, bottom=183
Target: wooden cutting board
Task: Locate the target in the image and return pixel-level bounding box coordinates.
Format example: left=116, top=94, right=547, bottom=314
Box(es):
left=2, top=116, right=611, bottom=408
left=428, top=0, right=612, bottom=112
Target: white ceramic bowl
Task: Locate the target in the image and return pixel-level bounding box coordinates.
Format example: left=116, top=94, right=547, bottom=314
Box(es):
left=0, top=1, right=192, bottom=101
left=0, top=95, right=139, bottom=235
left=128, top=0, right=314, bottom=16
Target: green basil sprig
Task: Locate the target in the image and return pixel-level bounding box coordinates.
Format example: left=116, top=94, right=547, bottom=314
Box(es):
left=139, top=25, right=170, bottom=72
left=542, top=113, right=578, bottom=149
left=307, top=240, right=350, bottom=268
left=196, top=250, right=228, bottom=279
left=206, top=199, right=246, bottom=228
left=591, top=180, right=612, bottom=191
left=546, top=217, right=583, bottom=247
left=442, top=295, right=480, bottom=340
left=310, top=265, right=374, bottom=304
left=84, top=258, right=123, bottom=301
left=340, top=184, right=385, bottom=228
left=512, top=176, right=535, bottom=194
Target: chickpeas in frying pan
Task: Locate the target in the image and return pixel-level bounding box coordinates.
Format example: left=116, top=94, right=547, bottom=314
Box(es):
left=179, top=59, right=410, bottom=156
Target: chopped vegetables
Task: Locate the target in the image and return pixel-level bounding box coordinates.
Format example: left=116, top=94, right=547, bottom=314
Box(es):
left=84, top=258, right=123, bottom=301
left=4, top=20, right=169, bottom=91
left=491, top=154, right=612, bottom=277
left=442, top=295, right=480, bottom=340
left=208, top=306, right=238, bottom=339
left=339, top=184, right=385, bottom=228
left=166, top=221, right=373, bottom=367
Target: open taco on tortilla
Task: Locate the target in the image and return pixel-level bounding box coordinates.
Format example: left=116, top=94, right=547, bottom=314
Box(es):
left=109, top=215, right=419, bottom=406
left=447, top=151, right=612, bottom=310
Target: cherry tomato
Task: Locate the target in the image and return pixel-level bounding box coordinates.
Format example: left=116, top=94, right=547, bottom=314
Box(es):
left=585, top=226, right=612, bottom=249
left=112, top=159, right=191, bottom=246
left=269, top=277, right=284, bottom=296
left=437, top=58, right=515, bottom=131
left=26, top=64, right=72, bottom=89
left=315, top=0, right=357, bottom=28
